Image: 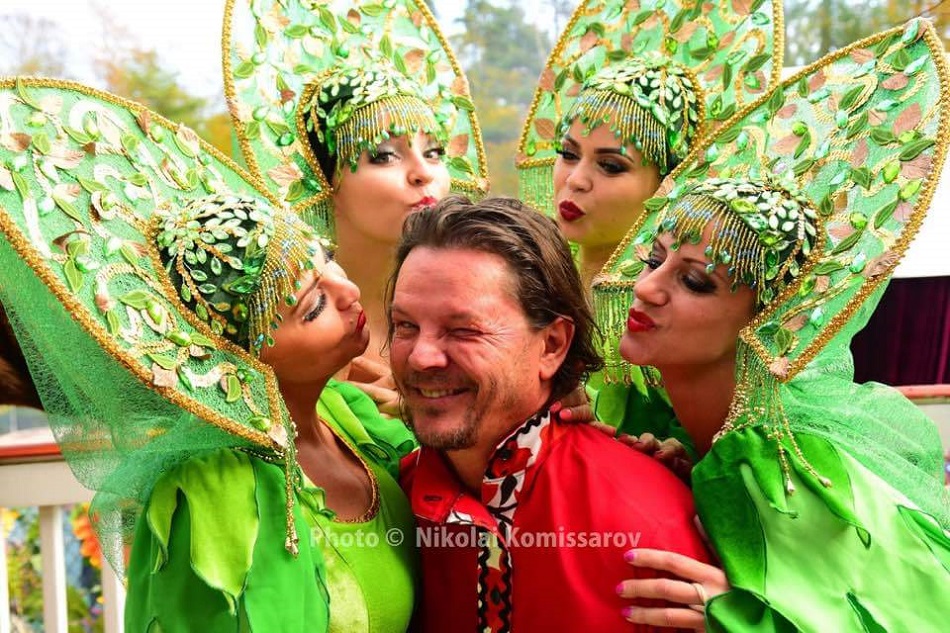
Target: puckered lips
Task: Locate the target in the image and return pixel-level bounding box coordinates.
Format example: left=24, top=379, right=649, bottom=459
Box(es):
left=626, top=308, right=656, bottom=333
left=355, top=310, right=367, bottom=333
left=558, top=200, right=585, bottom=222
left=411, top=195, right=439, bottom=212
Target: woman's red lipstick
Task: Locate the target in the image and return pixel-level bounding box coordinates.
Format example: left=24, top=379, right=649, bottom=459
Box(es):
left=412, top=196, right=438, bottom=211
left=356, top=310, right=367, bottom=333
left=627, top=308, right=655, bottom=333
left=558, top=200, right=585, bottom=222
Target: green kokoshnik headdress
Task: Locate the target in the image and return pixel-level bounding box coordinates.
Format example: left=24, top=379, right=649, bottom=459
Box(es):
left=223, top=0, right=489, bottom=240
left=0, top=77, right=325, bottom=574
left=595, top=19, right=949, bottom=496
left=655, top=175, right=820, bottom=310
left=517, top=0, right=783, bottom=214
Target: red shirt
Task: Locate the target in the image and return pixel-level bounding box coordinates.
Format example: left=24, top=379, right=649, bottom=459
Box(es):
left=400, top=408, right=710, bottom=632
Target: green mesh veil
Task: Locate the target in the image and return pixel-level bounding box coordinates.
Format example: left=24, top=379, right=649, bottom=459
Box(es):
left=223, top=0, right=489, bottom=240
left=0, top=78, right=312, bottom=574
left=595, top=19, right=950, bottom=525
left=517, top=0, right=783, bottom=215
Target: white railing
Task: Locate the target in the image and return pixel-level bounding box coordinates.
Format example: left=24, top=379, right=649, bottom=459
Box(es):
left=898, top=385, right=950, bottom=453
left=0, top=427, right=124, bottom=633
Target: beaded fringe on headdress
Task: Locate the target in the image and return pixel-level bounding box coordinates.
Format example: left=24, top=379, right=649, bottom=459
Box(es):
left=563, top=88, right=675, bottom=173
left=333, top=95, right=442, bottom=173
left=518, top=161, right=556, bottom=216
left=721, top=339, right=834, bottom=495
left=250, top=213, right=318, bottom=351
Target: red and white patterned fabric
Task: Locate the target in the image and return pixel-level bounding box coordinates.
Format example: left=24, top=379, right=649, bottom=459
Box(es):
left=401, top=406, right=711, bottom=632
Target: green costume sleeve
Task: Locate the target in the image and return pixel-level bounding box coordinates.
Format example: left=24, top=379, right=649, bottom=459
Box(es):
left=695, top=427, right=950, bottom=632
left=125, top=448, right=330, bottom=632
left=320, top=380, right=417, bottom=479
left=586, top=370, right=697, bottom=460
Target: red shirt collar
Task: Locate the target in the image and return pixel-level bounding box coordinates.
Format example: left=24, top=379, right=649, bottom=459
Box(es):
left=409, top=407, right=561, bottom=529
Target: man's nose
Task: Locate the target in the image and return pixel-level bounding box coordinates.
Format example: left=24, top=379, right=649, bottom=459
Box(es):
left=407, top=333, right=448, bottom=370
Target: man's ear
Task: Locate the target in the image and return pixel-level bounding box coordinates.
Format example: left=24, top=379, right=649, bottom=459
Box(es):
left=538, top=316, right=574, bottom=382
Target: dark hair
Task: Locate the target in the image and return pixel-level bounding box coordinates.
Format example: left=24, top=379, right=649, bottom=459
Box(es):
left=386, top=195, right=603, bottom=400
left=0, top=303, right=42, bottom=409
left=306, top=112, right=341, bottom=187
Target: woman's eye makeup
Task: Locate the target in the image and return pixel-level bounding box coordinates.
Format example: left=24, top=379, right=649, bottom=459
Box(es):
left=424, top=145, right=446, bottom=159
left=555, top=138, right=579, bottom=159
left=369, top=150, right=396, bottom=164
left=599, top=159, right=627, bottom=174
left=304, top=291, right=327, bottom=322
left=683, top=274, right=717, bottom=294
left=639, top=255, right=663, bottom=269
left=639, top=248, right=717, bottom=294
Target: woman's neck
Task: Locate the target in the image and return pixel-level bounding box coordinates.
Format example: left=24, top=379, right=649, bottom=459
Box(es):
left=659, top=359, right=737, bottom=457
left=279, top=378, right=329, bottom=448
left=578, top=242, right=617, bottom=291
left=334, top=226, right=397, bottom=365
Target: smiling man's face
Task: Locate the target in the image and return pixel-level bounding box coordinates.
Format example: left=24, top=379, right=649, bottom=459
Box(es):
left=389, top=247, right=553, bottom=451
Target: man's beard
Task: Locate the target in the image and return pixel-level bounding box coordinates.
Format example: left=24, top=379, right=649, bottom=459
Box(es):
left=399, top=373, right=499, bottom=451
left=400, top=394, right=480, bottom=450
left=408, top=407, right=479, bottom=450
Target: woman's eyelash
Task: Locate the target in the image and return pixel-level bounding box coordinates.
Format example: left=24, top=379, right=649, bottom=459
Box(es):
left=684, top=276, right=716, bottom=294
left=304, top=292, right=327, bottom=322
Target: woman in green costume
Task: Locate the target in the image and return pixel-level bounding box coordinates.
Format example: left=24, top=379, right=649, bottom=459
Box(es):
left=0, top=77, right=418, bottom=632
left=597, top=19, right=950, bottom=631
left=516, top=0, right=782, bottom=446
left=223, top=0, right=488, bottom=387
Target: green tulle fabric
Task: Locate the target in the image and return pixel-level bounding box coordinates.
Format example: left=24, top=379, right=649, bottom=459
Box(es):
left=692, top=279, right=950, bottom=630
left=0, top=235, right=254, bottom=577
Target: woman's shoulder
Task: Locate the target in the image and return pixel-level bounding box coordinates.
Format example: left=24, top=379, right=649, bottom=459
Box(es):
left=319, top=379, right=417, bottom=476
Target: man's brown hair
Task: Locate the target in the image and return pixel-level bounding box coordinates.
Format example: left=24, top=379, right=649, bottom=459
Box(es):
left=386, top=195, right=602, bottom=401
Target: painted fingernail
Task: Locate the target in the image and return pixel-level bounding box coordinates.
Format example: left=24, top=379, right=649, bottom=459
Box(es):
left=615, top=582, right=625, bottom=596
left=621, top=606, right=637, bottom=620
left=550, top=401, right=562, bottom=413
left=624, top=549, right=636, bottom=563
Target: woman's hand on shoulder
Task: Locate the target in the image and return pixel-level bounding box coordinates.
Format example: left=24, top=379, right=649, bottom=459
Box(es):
left=345, top=356, right=402, bottom=417
left=618, top=547, right=729, bottom=631
left=616, top=433, right=693, bottom=482
left=549, top=385, right=594, bottom=424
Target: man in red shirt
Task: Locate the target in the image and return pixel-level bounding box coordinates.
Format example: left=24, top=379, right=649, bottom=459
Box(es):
left=388, top=196, right=709, bottom=632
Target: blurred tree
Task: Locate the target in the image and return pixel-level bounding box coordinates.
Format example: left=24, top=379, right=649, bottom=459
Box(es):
left=784, top=0, right=950, bottom=65
left=89, top=2, right=232, bottom=155
left=0, top=13, right=68, bottom=77
left=450, top=0, right=555, bottom=194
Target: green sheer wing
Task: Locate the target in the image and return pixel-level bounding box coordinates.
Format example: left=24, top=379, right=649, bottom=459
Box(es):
left=0, top=78, right=293, bottom=450
left=0, top=77, right=299, bottom=573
